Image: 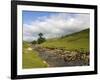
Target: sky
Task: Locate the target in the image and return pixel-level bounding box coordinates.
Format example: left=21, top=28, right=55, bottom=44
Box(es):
left=22, top=11, right=90, bottom=42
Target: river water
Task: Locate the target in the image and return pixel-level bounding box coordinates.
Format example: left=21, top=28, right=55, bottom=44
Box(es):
left=36, top=50, right=86, bottom=67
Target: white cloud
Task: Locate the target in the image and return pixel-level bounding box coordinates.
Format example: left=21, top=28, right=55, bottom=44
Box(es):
left=23, top=13, right=90, bottom=42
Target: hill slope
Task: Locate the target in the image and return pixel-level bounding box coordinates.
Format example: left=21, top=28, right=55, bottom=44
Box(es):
left=41, top=29, right=89, bottom=52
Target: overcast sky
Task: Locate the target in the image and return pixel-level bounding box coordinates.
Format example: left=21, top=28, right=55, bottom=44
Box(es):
left=23, top=11, right=90, bottom=42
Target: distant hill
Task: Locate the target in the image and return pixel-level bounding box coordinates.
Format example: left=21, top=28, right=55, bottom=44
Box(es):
left=41, top=29, right=89, bottom=52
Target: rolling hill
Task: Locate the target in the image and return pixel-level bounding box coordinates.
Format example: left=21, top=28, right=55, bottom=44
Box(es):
left=41, top=28, right=89, bottom=52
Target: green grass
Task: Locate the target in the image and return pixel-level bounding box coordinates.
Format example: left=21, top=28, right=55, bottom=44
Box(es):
left=22, top=42, right=48, bottom=69
left=41, top=29, right=89, bottom=52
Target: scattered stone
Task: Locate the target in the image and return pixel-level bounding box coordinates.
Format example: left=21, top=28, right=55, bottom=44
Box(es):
left=27, top=47, right=32, bottom=51
left=43, top=61, right=47, bottom=64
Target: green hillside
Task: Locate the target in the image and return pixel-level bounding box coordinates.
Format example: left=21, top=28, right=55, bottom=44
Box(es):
left=41, top=29, right=89, bottom=52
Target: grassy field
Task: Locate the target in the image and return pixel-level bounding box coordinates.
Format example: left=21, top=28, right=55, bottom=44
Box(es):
left=22, top=42, right=48, bottom=69
left=41, top=29, right=89, bottom=52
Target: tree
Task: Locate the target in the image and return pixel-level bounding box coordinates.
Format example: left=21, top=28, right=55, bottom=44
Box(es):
left=38, top=33, right=43, bottom=38
left=37, top=33, right=46, bottom=44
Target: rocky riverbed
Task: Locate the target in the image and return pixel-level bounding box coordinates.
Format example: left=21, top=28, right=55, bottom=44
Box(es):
left=32, top=45, right=89, bottom=67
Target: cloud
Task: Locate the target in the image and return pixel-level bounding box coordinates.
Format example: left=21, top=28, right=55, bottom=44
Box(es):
left=23, top=13, right=90, bottom=42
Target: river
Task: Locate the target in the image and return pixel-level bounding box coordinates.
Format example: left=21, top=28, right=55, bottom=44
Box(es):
left=32, top=45, right=88, bottom=67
